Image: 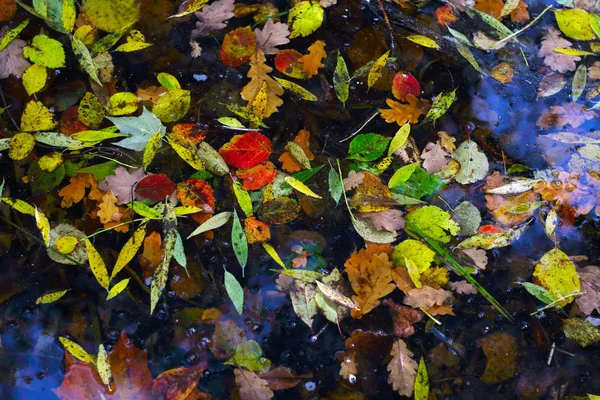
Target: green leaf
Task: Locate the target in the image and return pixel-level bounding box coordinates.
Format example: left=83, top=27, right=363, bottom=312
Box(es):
left=572, top=64, right=587, bottom=102
left=224, top=270, right=244, bottom=314
left=519, top=282, right=557, bottom=305
left=288, top=1, right=324, bottom=39
left=23, top=34, right=65, bottom=68
left=406, top=205, right=460, bottom=243
left=388, top=162, right=418, bottom=188
left=424, top=90, right=456, bottom=125
left=415, top=357, right=429, bottom=400
left=172, top=229, right=187, bottom=271
left=452, top=140, right=489, bottom=184
left=187, top=211, right=232, bottom=239
left=0, top=18, right=30, bottom=52
left=107, top=107, right=166, bottom=152
left=347, top=133, right=391, bottom=162
left=232, top=210, right=248, bottom=276
left=71, top=36, right=102, bottom=86
left=233, top=180, right=253, bottom=217
left=28, top=161, right=66, bottom=194
left=225, top=340, right=271, bottom=373
left=328, top=166, right=343, bottom=205
left=156, top=72, right=181, bottom=89
left=289, top=280, right=317, bottom=329
left=334, top=51, right=350, bottom=104
left=390, top=167, right=445, bottom=199
left=392, top=239, right=435, bottom=273
left=387, top=123, right=410, bottom=156
left=78, top=161, right=118, bottom=181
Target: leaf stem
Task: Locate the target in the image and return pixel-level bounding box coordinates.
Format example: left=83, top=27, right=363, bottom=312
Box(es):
left=80, top=218, right=147, bottom=241
left=251, top=11, right=290, bottom=29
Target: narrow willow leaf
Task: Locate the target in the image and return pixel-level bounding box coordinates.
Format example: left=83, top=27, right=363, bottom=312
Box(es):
left=287, top=141, right=311, bottom=169
left=328, top=166, right=343, bottom=205
left=34, top=208, right=50, bottom=246
left=1, top=196, right=35, bottom=215
left=454, top=40, right=483, bottom=73
left=448, top=27, right=473, bottom=46
left=519, top=282, right=557, bottom=305
left=232, top=210, right=248, bottom=275
left=424, top=90, right=456, bottom=124
left=554, top=48, right=594, bottom=56
left=36, top=289, right=69, bottom=304
left=415, top=357, right=429, bottom=400
left=274, top=77, right=318, bottom=101
left=173, top=206, right=203, bottom=216
left=572, top=64, right=587, bottom=102
left=545, top=209, right=558, bottom=240
left=187, top=211, right=232, bottom=239
left=277, top=269, right=324, bottom=282
left=485, top=179, right=542, bottom=194
left=0, top=18, right=30, bottom=52
left=388, top=123, right=410, bottom=156
left=142, top=130, right=162, bottom=170
left=106, top=278, right=130, bottom=300
left=97, top=344, right=112, bottom=386
left=58, top=337, right=96, bottom=365
left=507, top=201, right=545, bottom=214
left=129, top=201, right=163, bottom=219
left=590, top=12, right=600, bottom=39
left=407, top=35, right=440, bottom=49
left=111, top=224, right=146, bottom=280
left=284, top=176, right=322, bottom=199
left=500, top=0, right=520, bottom=17
left=280, top=165, right=325, bottom=190
left=34, top=132, right=86, bottom=149
left=218, top=117, right=246, bottom=128
left=167, top=135, right=204, bottom=170
left=368, top=50, right=390, bottom=88
left=224, top=270, right=244, bottom=314
left=172, top=230, right=187, bottom=272
left=334, top=51, right=350, bottom=104
left=150, top=227, right=176, bottom=314
left=315, top=280, right=358, bottom=310
left=85, top=239, right=110, bottom=290
left=233, top=180, right=253, bottom=217
left=467, top=7, right=514, bottom=39
left=262, top=242, right=285, bottom=268
left=70, top=37, right=102, bottom=86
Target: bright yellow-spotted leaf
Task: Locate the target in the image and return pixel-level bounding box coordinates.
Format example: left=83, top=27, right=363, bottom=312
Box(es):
left=81, top=0, right=141, bottom=33
left=553, top=48, right=594, bottom=56
left=57, top=236, right=79, bottom=254
left=36, top=289, right=69, bottom=304
left=284, top=176, right=322, bottom=199
left=143, top=130, right=163, bottom=170
left=9, top=133, right=35, bottom=161
left=407, top=35, right=440, bottom=49
left=152, top=88, right=191, bottom=123
left=111, top=224, right=146, bottom=280
left=109, top=92, right=139, bottom=115
left=274, top=77, right=318, bottom=101
left=106, top=278, right=130, bottom=300
left=114, top=30, right=152, bottom=52
left=168, top=0, right=209, bottom=18
left=368, top=50, right=390, bottom=88
left=555, top=9, right=595, bottom=41
left=85, top=238, right=110, bottom=290
left=78, top=92, right=105, bottom=129
left=174, top=206, right=203, bottom=216
left=20, top=100, right=57, bottom=132
left=262, top=242, right=285, bottom=268
left=97, top=344, right=112, bottom=386
left=23, top=34, right=66, bottom=68
left=35, top=208, right=50, bottom=246
left=22, top=64, right=47, bottom=95
left=1, top=197, right=35, bottom=215
left=533, top=248, right=581, bottom=305
left=61, top=0, right=76, bottom=33
left=167, top=135, right=204, bottom=170
left=38, top=152, right=64, bottom=172
left=72, top=130, right=125, bottom=144
left=58, top=337, right=96, bottom=365
left=415, top=357, right=429, bottom=400
left=288, top=1, right=324, bottom=39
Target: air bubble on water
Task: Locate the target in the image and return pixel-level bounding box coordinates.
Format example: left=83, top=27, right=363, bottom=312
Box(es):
left=304, top=381, right=316, bottom=391
left=349, top=374, right=357, bottom=384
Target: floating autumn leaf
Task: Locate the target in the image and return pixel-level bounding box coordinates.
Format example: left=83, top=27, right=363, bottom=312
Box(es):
left=279, top=129, right=315, bottom=173
left=241, top=50, right=284, bottom=120
left=347, top=133, right=391, bottom=162
left=235, top=368, right=274, bottom=400
left=288, top=1, right=324, bottom=39
left=350, top=171, right=394, bottom=213
left=23, top=34, right=65, bottom=68
left=477, top=331, right=518, bottom=384
left=191, top=0, right=235, bottom=38
left=359, top=209, right=405, bottom=234
left=135, top=174, right=176, bottom=201
left=452, top=140, right=489, bottom=184
left=435, top=4, right=457, bottom=26
left=219, top=26, right=256, bottom=68
left=538, top=27, right=580, bottom=74
left=0, top=26, right=30, bottom=79
left=21, top=100, right=57, bottom=132
left=533, top=248, right=581, bottom=305
left=484, top=172, right=539, bottom=226
left=59, top=173, right=104, bottom=208
left=403, top=285, right=453, bottom=309
left=152, top=365, right=207, bottom=400
left=379, top=95, right=430, bottom=126
left=274, top=49, right=306, bottom=79
left=383, top=298, right=423, bottom=337
left=258, top=197, right=300, bottom=224
left=576, top=266, right=600, bottom=316
left=406, top=205, right=460, bottom=243
left=99, top=167, right=146, bottom=205
left=219, top=131, right=272, bottom=169
left=300, top=40, right=326, bottom=78
left=537, top=102, right=597, bottom=130
left=255, top=19, right=289, bottom=55
left=244, top=216, right=271, bottom=244
left=392, top=72, right=421, bottom=102
left=388, top=338, right=418, bottom=397
left=421, top=141, right=449, bottom=173
left=176, top=178, right=215, bottom=214
left=236, top=161, right=277, bottom=190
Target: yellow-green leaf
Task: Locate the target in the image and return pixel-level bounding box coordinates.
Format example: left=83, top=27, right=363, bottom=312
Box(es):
left=555, top=9, right=595, bottom=41
left=9, top=132, right=36, bottom=161
left=77, top=92, right=106, bottom=129
left=111, top=224, right=146, bottom=280
left=142, top=130, right=162, bottom=170
left=233, top=180, right=253, bottom=217
left=218, top=117, right=245, bottom=128
left=274, top=77, right=318, bottom=101
left=106, top=278, right=131, bottom=300
left=21, top=100, right=57, bottom=132
left=71, top=36, right=102, bottom=86
left=454, top=40, right=483, bottom=73
left=1, top=197, right=35, bottom=215
left=167, top=135, right=204, bottom=170
left=287, top=141, right=311, bottom=170
left=109, top=92, right=139, bottom=116
left=23, top=34, right=66, bottom=68
left=174, top=206, right=204, bottom=216
left=22, top=64, right=47, bottom=95
left=406, top=205, right=460, bottom=243
left=36, top=289, right=69, bottom=304
left=388, top=123, right=410, bottom=156
left=97, top=344, right=112, bottom=386
left=35, top=207, right=50, bottom=246
left=114, top=30, right=152, bottom=52
left=56, top=235, right=78, bottom=254
left=187, top=211, right=232, bottom=239
left=152, top=88, right=191, bottom=123
left=61, top=0, right=76, bottom=33
left=368, top=50, right=390, bottom=88
left=85, top=238, right=110, bottom=290
left=572, top=64, right=587, bottom=102
left=334, top=51, right=350, bottom=104
left=315, top=280, right=358, bottom=310
left=284, top=176, right=322, bottom=199
left=72, top=130, right=125, bottom=144
left=129, top=201, right=163, bottom=219
left=0, top=18, right=30, bottom=52
left=262, top=242, right=285, bottom=268
left=388, top=162, right=418, bottom=188
left=288, top=1, right=324, bottom=39
left=424, top=90, right=456, bottom=125
left=74, top=25, right=95, bottom=46
left=415, top=357, right=429, bottom=400
left=168, top=0, right=210, bottom=18
left=533, top=248, right=581, bottom=305
left=81, top=0, right=140, bottom=33
left=58, top=337, right=96, bottom=364
left=156, top=72, right=181, bottom=89
left=500, top=0, right=520, bottom=17
left=407, top=35, right=440, bottom=49
left=553, top=47, right=594, bottom=56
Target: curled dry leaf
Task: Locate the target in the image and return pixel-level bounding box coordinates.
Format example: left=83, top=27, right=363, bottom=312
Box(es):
left=448, top=280, right=478, bottom=294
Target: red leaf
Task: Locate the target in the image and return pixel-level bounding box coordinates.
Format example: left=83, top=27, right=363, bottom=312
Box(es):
left=176, top=178, right=216, bottom=213
left=392, top=73, right=420, bottom=102
left=274, top=49, right=306, bottom=79
left=235, top=161, right=277, bottom=190
left=219, top=26, right=256, bottom=67
left=171, top=123, right=207, bottom=145
left=435, top=5, right=456, bottom=26
left=219, top=131, right=272, bottom=169
left=478, top=224, right=503, bottom=234
left=135, top=173, right=176, bottom=201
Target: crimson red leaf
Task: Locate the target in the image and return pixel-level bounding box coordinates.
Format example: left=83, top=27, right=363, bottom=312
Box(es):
left=219, top=131, right=272, bottom=169
left=135, top=173, right=176, bottom=201
left=392, top=73, right=420, bottom=102
left=235, top=161, right=277, bottom=190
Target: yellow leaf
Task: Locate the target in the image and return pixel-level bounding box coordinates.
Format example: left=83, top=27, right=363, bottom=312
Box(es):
left=58, top=337, right=96, bottom=365
left=533, top=248, right=581, bottom=305
left=250, top=81, right=269, bottom=121
left=173, top=206, right=204, bottom=216
left=379, top=96, right=430, bottom=126
left=241, top=50, right=283, bottom=120
left=81, top=0, right=140, bottom=33
left=262, top=242, right=285, bottom=268
left=555, top=9, right=595, bottom=41
left=316, top=280, right=359, bottom=310
left=368, top=50, right=390, bottom=88
left=85, top=238, right=110, bottom=290
left=152, top=88, right=191, bottom=123
left=74, top=25, right=96, bottom=46
left=284, top=176, right=322, bottom=199
left=288, top=1, right=324, bottom=38
left=106, top=278, right=131, bottom=300
left=38, top=152, right=64, bottom=172
left=22, top=64, right=47, bottom=95
left=20, top=100, right=57, bottom=132
left=23, top=34, right=66, bottom=68
left=406, top=35, right=440, bottom=49
left=143, top=130, right=163, bottom=170
left=114, top=30, right=153, bottom=52
left=78, top=92, right=106, bottom=129
left=56, top=235, right=78, bottom=254
left=35, top=289, right=69, bottom=304
left=167, top=135, right=204, bottom=170
left=388, top=123, right=411, bottom=156
left=9, top=132, right=35, bottom=161
left=109, top=92, right=139, bottom=116
left=1, top=197, right=35, bottom=215
left=97, top=344, right=112, bottom=386
left=61, top=0, right=76, bottom=33
left=274, top=77, right=318, bottom=101
left=300, top=40, right=326, bottom=78
left=35, top=207, right=50, bottom=246
left=72, top=130, right=125, bottom=144
left=112, top=224, right=147, bottom=279
left=553, top=47, right=594, bottom=56
left=156, top=72, right=181, bottom=89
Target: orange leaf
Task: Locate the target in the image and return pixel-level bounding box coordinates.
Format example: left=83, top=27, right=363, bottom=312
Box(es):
left=241, top=49, right=284, bottom=119
left=171, top=123, right=206, bottom=145
left=152, top=365, right=207, bottom=400
left=58, top=173, right=104, bottom=208
left=243, top=216, right=271, bottom=244
left=278, top=129, right=315, bottom=173
left=510, top=1, right=529, bottom=23
left=138, top=231, right=165, bottom=279
left=97, top=192, right=120, bottom=224
left=474, top=0, right=503, bottom=19
left=219, top=26, right=256, bottom=67
left=300, top=40, right=326, bottom=78
left=176, top=178, right=216, bottom=213
left=235, top=161, right=277, bottom=190
left=344, top=244, right=396, bottom=318
left=274, top=49, right=306, bottom=79
left=435, top=4, right=456, bottom=26
left=379, top=95, right=430, bottom=126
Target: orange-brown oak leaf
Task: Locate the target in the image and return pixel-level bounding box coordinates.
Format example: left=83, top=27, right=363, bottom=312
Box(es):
left=278, top=129, right=315, bottom=173
left=379, top=95, right=430, bottom=126
left=300, top=40, right=326, bottom=78
left=241, top=49, right=283, bottom=119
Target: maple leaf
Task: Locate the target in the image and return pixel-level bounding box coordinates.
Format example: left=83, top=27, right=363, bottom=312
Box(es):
left=379, top=95, right=430, bottom=126
left=420, top=141, right=449, bottom=173
left=255, top=19, right=290, bottom=55
left=240, top=50, right=284, bottom=119
left=448, top=280, right=478, bottom=294
left=279, top=129, right=315, bottom=173
left=359, top=209, right=405, bottom=234
left=343, top=170, right=365, bottom=191
left=387, top=338, right=418, bottom=397
left=538, top=27, right=580, bottom=74
left=191, top=0, right=235, bottom=38
left=576, top=266, right=600, bottom=316
left=107, top=108, right=166, bottom=152
left=383, top=298, right=423, bottom=337
left=97, top=192, right=121, bottom=224
left=536, top=102, right=597, bottom=130
left=344, top=244, right=396, bottom=318
left=135, top=173, right=176, bottom=201
left=235, top=368, right=274, bottom=400
left=99, top=167, right=147, bottom=205
left=59, top=173, right=104, bottom=208
left=219, top=131, right=272, bottom=169
left=0, top=26, right=30, bottom=79
left=403, top=285, right=453, bottom=309
left=300, top=40, right=326, bottom=78
left=235, top=161, right=278, bottom=190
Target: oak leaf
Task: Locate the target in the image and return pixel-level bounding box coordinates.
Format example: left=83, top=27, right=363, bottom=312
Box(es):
left=241, top=50, right=283, bottom=119
left=279, top=129, right=315, bottom=173
left=359, top=209, right=405, bottom=234
left=97, top=192, right=121, bottom=224
left=448, top=280, right=478, bottom=294
left=0, top=26, right=30, bottom=79
left=387, top=338, right=418, bottom=397
left=234, top=368, right=274, bottom=400
left=437, top=131, right=456, bottom=152
left=538, top=27, right=580, bottom=74
left=99, top=167, right=147, bottom=205
left=379, top=95, right=430, bottom=126
left=383, top=298, right=423, bottom=337
left=403, top=285, right=453, bottom=309
left=460, top=247, right=488, bottom=270
left=300, top=40, right=326, bottom=78
left=344, top=244, right=396, bottom=318
left=255, top=19, right=290, bottom=55
left=576, top=266, right=600, bottom=316
left=191, top=0, right=235, bottom=38
left=59, top=173, right=104, bottom=208
left=343, top=170, right=365, bottom=191
left=420, top=141, right=449, bottom=173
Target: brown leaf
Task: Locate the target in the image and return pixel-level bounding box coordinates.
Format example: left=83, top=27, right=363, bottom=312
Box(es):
left=152, top=365, right=207, bottom=400
left=97, top=192, right=120, bottom=224
left=349, top=171, right=393, bottom=213
left=477, top=331, right=518, bottom=384
left=343, top=170, right=365, bottom=191
left=299, top=40, right=326, bottom=78
left=387, top=338, right=418, bottom=397
left=383, top=298, right=423, bottom=337
left=576, top=266, right=600, bottom=316
left=278, top=129, right=315, bottom=173
left=403, top=285, right=453, bottom=309
left=260, top=366, right=311, bottom=391
left=536, top=102, right=597, bottom=130
left=379, top=95, right=430, bottom=126
left=359, top=209, right=405, bottom=234
left=448, top=280, right=478, bottom=294
left=59, top=173, right=104, bottom=208
left=537, top=27, right=580, bottom=74
left=459, top=248, right=488, bottom=270
left=420, top=141, right=449, bottom=173
left=209, top=319, right=246, bottom=359
left=234, top=368, right=274, bottom=400
left=241, top=49, right=283, bottom=119
left=138, top=232, right=165, bottom=279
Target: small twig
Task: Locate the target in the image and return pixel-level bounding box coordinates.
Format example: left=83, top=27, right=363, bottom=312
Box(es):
left=492, top=5, right=553, bottom=48
left=0, top=86, right=19, bottom=130
left=340, top=110, right=379, bottom=143
left=547, top=342, right=555, bottom=365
